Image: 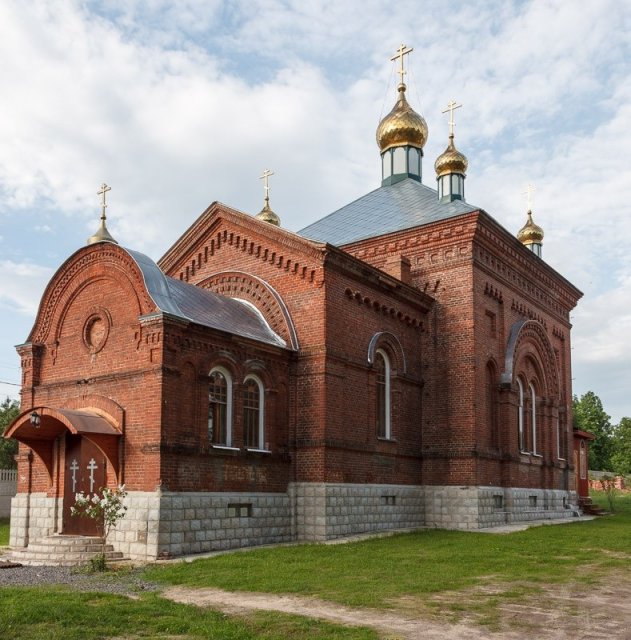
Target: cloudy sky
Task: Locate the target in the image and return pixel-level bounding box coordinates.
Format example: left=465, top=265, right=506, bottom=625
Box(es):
left=0, top=0, right=629, bottom=423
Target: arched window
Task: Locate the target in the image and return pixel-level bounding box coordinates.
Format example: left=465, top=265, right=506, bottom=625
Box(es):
left=517, top=377, right=525, bottom=452
left=376, top=348, right=391, bottom=439
left=209, top=367, right=233, bottom=447
left=243, top=374, right=265, bottom=450
left=529, top=382, right=537, bottom=455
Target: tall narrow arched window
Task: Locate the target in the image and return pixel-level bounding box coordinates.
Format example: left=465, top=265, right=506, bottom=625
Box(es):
left=243, top=374, right=265, bottom=449
left=375, top=348, right=391, bottom=439
left=517, top=377, right=525, bottom=452
left=209, top=367, right=233, bottom=447
left=529, top=383, right=537, bottom=454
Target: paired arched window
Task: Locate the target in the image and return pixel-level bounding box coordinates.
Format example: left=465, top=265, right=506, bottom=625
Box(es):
left=208, top=367, right=266, bottom=450
left=243, top=374, right=265, bottom=450
left=375, top=348, right=392, bottom=439
left=209, top=366, right=233, bottom=447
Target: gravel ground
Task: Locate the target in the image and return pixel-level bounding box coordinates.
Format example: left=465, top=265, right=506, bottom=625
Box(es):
left=0, top=562, right=159, bottom=595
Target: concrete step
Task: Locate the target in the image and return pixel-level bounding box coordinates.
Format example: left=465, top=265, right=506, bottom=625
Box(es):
left=6, top=535, right=127, bottom=567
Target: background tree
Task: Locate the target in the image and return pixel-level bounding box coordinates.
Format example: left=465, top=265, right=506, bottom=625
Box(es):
left=573, top=391, right=613, bottom=471
left=611, top=417, right=631, bottom=477
left=0, top=397, right=20, bottom=469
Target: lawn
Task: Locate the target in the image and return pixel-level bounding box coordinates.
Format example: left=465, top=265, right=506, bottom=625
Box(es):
left=0, top=587, right=377, bottom=640
left=145, top=491, right=631, bottom=612
left=0, top=518, right=9, bottom=547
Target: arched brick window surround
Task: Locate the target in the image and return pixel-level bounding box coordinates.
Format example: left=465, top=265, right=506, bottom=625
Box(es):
left=208, top=365, right=233, bottom=448
left=243, top=374, right=265, bottom=450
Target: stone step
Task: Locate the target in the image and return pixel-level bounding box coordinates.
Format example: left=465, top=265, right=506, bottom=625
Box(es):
left=6, top=535, right=127, bottom=567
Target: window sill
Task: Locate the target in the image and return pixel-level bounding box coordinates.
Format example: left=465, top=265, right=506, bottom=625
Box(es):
left=377, top=437, right=397, bottom=443
left=211, top=445, right=240, bottom=452
left=245, top=448, right=272, bottom=454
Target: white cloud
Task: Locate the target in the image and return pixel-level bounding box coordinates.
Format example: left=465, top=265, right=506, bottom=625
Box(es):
left=0, top=260, right=52, bottom=316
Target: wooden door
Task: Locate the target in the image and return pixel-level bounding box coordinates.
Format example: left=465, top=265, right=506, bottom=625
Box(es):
left=63, top=435, right=106, bottom=536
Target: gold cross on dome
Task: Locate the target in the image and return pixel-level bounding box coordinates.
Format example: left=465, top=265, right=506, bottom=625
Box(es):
left=390, top=44, right=413, bottom=84
left=97, top=183, right=111, bottom=220
left=442, top=100, right=462, bottom=137
left=259, top=169, right=274, bottom=201
left=522, top=183, right=535, bottom=211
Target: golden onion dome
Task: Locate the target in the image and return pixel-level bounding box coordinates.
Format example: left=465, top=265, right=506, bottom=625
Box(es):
left=517, top=211, right=544, bottom=245
left=434, top=134, right=468, bottom=177
left=376, top=83, right=428, bottom=153
left=255, top=199, right=280, bottom=226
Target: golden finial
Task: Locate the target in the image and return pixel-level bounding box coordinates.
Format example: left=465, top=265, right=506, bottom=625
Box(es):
left=517, top=184, right=544, bottom=255
left=442, top=100, right=462, bottom=138
left=87, top=182, right=118, bottom=245
left=390, top=44, right=414, bottom=87
left=376, top=44, right=427, bottom=154
left=435, top=101, right=467, bottom=179
left=255, top=169, right=280, bottom=226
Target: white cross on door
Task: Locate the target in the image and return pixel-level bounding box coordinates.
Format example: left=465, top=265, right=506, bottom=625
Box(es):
left=69, top=459, right=79, bottom=493
left=87, top=458, right=98, bottom=493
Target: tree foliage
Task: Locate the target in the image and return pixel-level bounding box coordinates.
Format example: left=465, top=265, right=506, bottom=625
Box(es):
left=611, top=417, right=631, bottom=477
left=0, top=397, right=20, bottom=469
left=573, top=391, right=613, bottom=471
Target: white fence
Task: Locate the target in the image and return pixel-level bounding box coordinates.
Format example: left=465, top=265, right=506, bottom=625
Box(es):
left=0, top=468, right=17, bottom=519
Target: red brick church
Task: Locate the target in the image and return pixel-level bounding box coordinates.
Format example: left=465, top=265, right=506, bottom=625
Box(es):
left=6, top=47, right=582, bottom=560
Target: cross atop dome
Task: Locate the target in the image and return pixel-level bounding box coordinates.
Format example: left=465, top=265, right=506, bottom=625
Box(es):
left=87, top=182, right=118, bottom=245
left=390, top=44, right=413, bottom=87
left=255, top=169, right=280, bottom=226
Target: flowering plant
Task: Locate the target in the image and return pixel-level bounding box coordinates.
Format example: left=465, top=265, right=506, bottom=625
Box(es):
left=71, top=485, right=127, bottom=570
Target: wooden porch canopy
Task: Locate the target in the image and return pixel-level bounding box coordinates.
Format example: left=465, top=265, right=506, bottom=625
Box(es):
left=5, top=407, right=121, bottom=481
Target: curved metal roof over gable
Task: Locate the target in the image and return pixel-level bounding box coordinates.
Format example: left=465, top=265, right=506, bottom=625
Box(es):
left=126, top=248, right=287, bottom=349
left=298, top=178, right=479, bottom=246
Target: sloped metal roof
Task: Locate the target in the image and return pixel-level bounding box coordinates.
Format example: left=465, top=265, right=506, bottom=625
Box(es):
left=127, top=248, right=287, bottom=349
left=298, top=178, right=479, bottom=246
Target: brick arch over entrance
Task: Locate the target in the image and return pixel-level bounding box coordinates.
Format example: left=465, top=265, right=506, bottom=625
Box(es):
left=197, top=271, right=299, bottom=350
left=500, top=319, right=559, bottom=397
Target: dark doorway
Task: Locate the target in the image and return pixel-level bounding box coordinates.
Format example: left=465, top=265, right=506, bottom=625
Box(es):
left=62, top=435, right=106, bottom=536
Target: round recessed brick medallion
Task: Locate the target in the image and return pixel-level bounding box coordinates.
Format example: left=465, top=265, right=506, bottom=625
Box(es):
left=83, top=309, right=111, bottom=353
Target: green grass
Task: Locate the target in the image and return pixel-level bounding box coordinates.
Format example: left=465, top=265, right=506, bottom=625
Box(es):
left=0, top=518, right=9, bottom=546
left=145, top=492, right=631, bottom=612
left=0, top=587, right=378, bottom=640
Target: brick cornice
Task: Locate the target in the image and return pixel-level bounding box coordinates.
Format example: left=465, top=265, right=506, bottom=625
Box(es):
left=158, top=201, right=326, bottom=275
left=473, top=212, right=582, bottom=313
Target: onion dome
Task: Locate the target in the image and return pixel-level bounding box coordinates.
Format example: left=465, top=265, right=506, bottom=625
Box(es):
left=255, top=198, right=280, bottom=226
left=517, top=211, right=544, bottom=246
left=434, top=134, right=468, bottom=177
left=376, top=83, right=428, bottom=153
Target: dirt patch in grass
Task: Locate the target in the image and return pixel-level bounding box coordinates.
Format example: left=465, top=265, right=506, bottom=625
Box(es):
left=163, top=571, right=631, bottom=640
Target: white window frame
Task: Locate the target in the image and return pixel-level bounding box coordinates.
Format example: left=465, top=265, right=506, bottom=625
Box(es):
left=209, top=365, right=233, bottom=448
left=243, top=374, right=266, bottom=451
left=376, top=348, right=392, bottom=440
left=517, top=377, right=525, bottom=452
left=529, top=382, right=538, bottom=455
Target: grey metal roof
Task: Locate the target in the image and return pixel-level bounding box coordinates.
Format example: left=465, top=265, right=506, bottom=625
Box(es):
left=127, top=248, right=287, bottom=349
left=298, top=178, right=479, bottom=246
